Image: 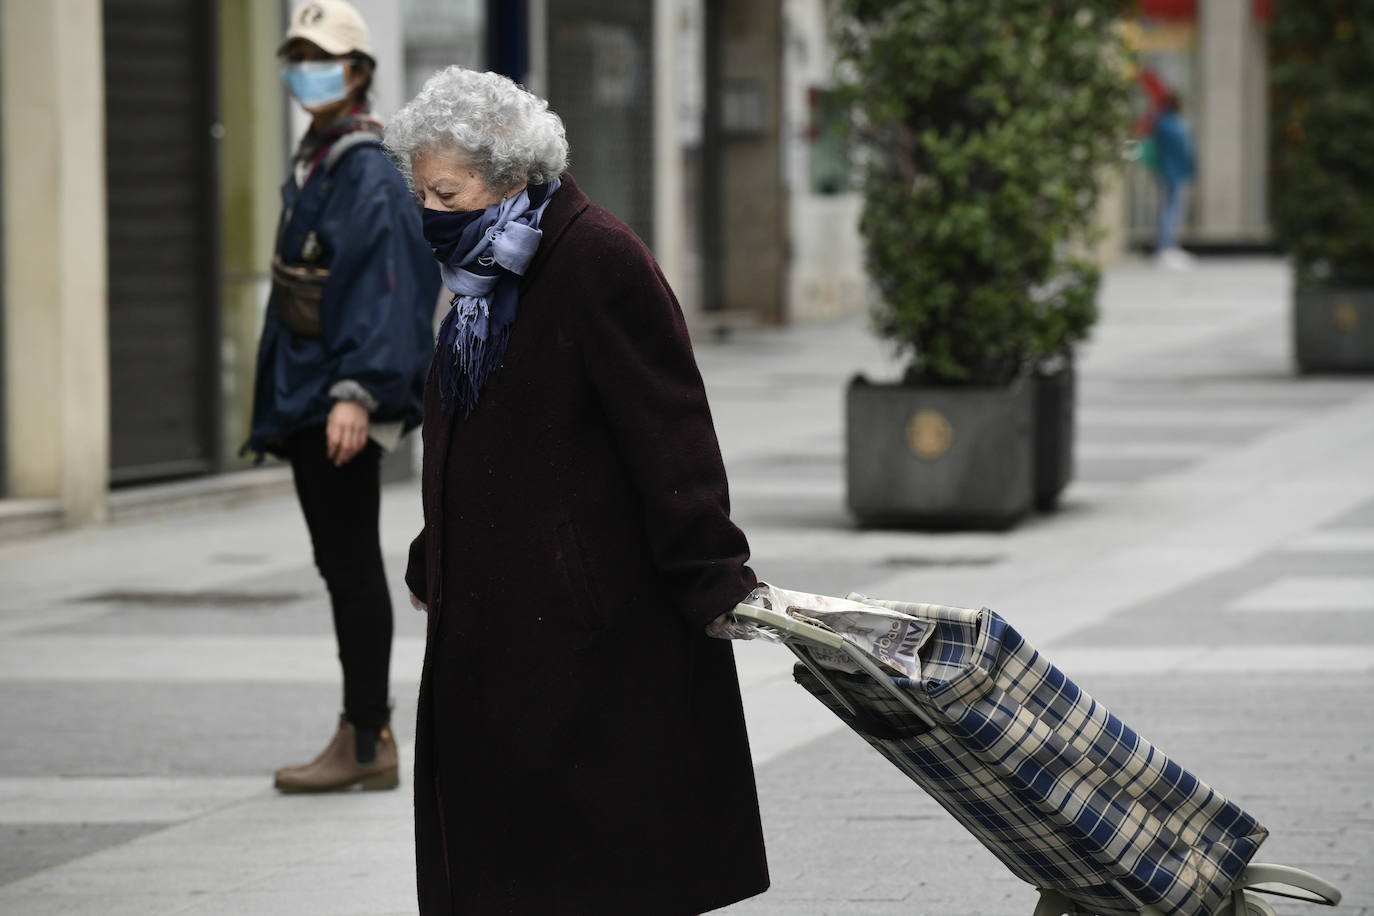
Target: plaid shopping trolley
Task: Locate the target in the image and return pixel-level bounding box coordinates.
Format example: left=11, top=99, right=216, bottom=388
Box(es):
left=731, top=587, right=1343, bottom=916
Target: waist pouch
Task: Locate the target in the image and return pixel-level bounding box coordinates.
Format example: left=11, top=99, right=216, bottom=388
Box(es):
left=271, top=255, right=329, bottom=338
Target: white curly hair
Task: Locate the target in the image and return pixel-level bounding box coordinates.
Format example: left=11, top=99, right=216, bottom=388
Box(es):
left=385, top=67, right=569, bottom=190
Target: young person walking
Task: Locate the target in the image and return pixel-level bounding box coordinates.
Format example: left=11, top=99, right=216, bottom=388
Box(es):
left=1150, top=91, right=1196, bottom=269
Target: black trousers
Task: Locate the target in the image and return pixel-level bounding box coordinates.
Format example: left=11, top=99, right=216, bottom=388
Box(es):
left=287, top=426, right=393, bottom=729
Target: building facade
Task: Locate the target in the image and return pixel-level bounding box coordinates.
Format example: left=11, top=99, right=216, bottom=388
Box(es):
left=0, top=0, right=1273, bottom=532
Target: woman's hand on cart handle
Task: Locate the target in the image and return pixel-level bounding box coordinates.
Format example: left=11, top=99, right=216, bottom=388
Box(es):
left=706, top=584, right=775, bottom=639
left=706, top=613, right=749, bottom=639
left=409, top=592, right=428, bottom=612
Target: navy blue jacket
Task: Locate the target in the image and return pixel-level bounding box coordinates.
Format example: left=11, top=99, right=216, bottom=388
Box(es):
left=246, top=140, right=439, bottom=458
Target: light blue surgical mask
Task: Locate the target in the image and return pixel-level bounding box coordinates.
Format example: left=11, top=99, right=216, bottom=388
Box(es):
left=282, top=61, right=349, bottom=109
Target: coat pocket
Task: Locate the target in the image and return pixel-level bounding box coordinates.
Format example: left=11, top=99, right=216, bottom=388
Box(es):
left=554, top=520, right=607, bottom=630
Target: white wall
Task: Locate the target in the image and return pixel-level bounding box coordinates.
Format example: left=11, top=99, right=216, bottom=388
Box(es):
left=0, top=0, right=110, bottom=523
left=782, top=0, right=867, bottom=323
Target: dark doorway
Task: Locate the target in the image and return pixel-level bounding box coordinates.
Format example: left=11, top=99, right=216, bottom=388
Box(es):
left=104, top=0, right=221, bottom=484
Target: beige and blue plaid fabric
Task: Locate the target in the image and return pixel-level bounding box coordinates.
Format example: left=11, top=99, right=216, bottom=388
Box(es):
left=793, top=598, right=1268, bottom=916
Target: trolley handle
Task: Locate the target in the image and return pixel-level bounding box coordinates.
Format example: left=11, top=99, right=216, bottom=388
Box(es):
left=733, top=601, right=938, bottom=732
left=731, top=602, right=846, bottom=649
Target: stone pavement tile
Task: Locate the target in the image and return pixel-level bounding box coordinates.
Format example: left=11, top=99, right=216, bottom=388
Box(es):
left=737, top=554, right=890, bottom=601
left=1284, top=529, right=1374, bottom=553
left=179, top=892, right=416, bottom=916
left=0, top=892, right=204, bottom=916
left=0, top=683, right=418, bottom=779
left=734, top=494, right=855, bottom=534
left=726, top=729, right=1034, bottom=915
left=0, top=777, right=263, bottom=824
left=1077, top=422, right=1269, bottom=445
left=0, top=634, right=427, bottom=683
left=29, top=555, right=426, bottom=639
left=1045, top=645, right=1374, bottom=676
left=737, top=672, right=851, bottom=767
left=1324, top=498, right=1374, bottom=530
left=1074, top=455, right=1195, bottom=484
left=1231, top=575, right=1374, bottom=612
left=0, top=822, right=165, bottom=886
left=7, top=856, right=280, bottom=898
left=0, top=780, right=417, bottom=913
left=1057, top=549, right=1374, bottom=648
left=0, top=482, right=424, bottom=634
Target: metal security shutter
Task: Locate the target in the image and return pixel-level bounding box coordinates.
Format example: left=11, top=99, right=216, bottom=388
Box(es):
left=104, top=0, right=220, bottom=484
left=546, top=0, right=654, bottom=248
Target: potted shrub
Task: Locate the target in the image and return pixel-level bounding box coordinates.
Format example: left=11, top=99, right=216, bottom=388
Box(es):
left=834, top=0, right=1133, bottom=528
left=1270, top=2, right=1374, bottom=373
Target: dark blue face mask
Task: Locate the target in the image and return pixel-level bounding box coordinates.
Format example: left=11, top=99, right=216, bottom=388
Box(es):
left=420, top=182, right=552, bottom=266
left=421, top=207, right=490, bottom=267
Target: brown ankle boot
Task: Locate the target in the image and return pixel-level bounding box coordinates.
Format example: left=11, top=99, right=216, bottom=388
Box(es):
left=274, top=715, right=400, bottom=793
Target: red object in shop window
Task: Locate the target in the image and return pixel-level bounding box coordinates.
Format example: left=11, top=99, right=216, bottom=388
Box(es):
left=1140, top=0, right=1270, bottom=21
left=1139, top=0, right=1195, bottom=20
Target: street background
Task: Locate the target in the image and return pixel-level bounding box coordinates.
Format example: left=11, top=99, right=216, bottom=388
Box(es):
left=1, top=257, right=1370, bottom=915
left=0, top=0, right=1274, bottom=529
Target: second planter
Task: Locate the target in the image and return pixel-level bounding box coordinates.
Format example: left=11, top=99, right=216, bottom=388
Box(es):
left=846, top=375, right=1034, bottom=530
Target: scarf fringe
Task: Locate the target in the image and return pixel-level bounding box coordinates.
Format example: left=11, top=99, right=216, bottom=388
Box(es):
left=436, top=294, right=512, bottom=417
left=429, top=177, right=561, bottom=416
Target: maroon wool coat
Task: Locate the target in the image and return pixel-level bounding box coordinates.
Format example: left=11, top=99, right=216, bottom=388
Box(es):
left=404, top=174, right=769, bottom=915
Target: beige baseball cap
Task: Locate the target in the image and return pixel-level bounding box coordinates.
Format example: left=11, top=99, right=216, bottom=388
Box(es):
left=279, top=0, right=373, bottom=58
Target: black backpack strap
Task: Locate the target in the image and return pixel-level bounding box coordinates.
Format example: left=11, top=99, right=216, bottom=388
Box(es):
left=324, top=130, right=383, bottom=174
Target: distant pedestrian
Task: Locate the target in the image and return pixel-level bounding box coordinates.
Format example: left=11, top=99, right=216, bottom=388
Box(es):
left=386, top=67, right=769, bottom=914
left=244, top=0, right=439, bottom=793
left=1150, top=90, right=1196, bottom=269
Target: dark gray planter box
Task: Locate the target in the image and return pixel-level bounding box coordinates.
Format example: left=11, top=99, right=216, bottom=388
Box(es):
left=1295, top=284, right=1374, bottom=373
left=1034, top=365, right=1075, bottom=512
left=846, top=376, right=1034, bottom=529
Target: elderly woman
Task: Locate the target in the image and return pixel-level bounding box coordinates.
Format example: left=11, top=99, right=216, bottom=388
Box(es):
left=386, top=68, right=769, bottom=914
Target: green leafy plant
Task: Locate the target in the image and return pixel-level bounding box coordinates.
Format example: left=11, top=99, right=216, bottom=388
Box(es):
left=1270, top=1, right=1374, bottom=286
left=832, top=0, right=1134, bottom=384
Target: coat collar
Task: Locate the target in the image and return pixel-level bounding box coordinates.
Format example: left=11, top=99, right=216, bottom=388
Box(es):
left=520, top=172, right=590, bottom=292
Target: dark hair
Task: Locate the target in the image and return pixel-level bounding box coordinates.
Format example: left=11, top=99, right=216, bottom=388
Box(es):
left=1161, top=91, right=1182, bottom=113
left=348, top=52, right=375, bottom=103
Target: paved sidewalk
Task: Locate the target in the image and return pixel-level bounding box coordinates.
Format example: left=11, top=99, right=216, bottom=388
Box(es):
left=1, top=258, right=1371, bottom=915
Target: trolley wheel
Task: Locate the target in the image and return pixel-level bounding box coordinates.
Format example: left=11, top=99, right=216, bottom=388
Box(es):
left=1212, top=891, right=1278, bottom=916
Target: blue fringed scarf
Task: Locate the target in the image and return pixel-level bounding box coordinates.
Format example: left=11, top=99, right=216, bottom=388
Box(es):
left=422, top=178, right=560, bottom=415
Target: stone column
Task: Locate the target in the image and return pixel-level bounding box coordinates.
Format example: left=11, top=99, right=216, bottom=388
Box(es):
left=1197, top=0, right=1248, bottom=242
left=1, top=0, right=109, bottom=525
left=218, top=0, right=286, bottom=469
left=653, top=0, right=688, bottom=306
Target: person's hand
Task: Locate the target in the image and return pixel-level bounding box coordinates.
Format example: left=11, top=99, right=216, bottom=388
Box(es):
left=326, top=400, right=370, bottom=466
left=706, top=612, right=756, bottom=640
left=409, top=592, right=428, bottom=612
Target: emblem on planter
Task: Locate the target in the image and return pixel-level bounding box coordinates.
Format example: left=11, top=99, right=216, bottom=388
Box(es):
left=906, top=409, right=952, bottom=460
left=1333, top=299, right=1359, bottom=331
